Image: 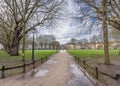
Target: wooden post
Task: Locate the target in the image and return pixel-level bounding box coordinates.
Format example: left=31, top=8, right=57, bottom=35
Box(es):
left=33, top=61, right=35, bottom=68
left=23, top=63, right=26, bottom=73
left=116, top=74, right=120, bottom=86
left=1, top=66, right=5, bottom=78
left=83, top=60, right=86, bottom=69
left=46, top=56, right=48, bottom=61
left=77, top=57, right=79, bottom=61
left=41, top=57, right=43, bottom=63
left=75, top=56, right=76, bottom=60
left=95, top=67, right=99, bottom=79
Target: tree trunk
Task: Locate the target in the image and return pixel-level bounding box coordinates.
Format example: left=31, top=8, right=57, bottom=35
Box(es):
left=102, top=0, right=110, bottom=64
left=118, top=41, right=120, bottom=55
left=4, top=44, right=11, bottom=54
left=10, top=29, right=20, bottom=56
left=10, top=43, right=19, bottom=56
left=10, top=34, right=19, bottom=56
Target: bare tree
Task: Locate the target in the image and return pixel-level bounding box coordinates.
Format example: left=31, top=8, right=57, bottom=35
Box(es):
left=74, top=0, right=120, bottom=31
left=50, top=41, right=60, bottom=50
left=36, top=35, right=56, bottom=49
left=74, top=0, right=113, bottom=64
left=102, top=0, right=110, bottom=64
left=0, top=0, right=64, bottom=56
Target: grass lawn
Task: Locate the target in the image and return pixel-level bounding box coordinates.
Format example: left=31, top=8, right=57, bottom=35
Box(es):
left=0, top=50, right=58, bottom=67
left=67, top=50, right=119, bottom=59
left=67, top=50, right=120, bottom=64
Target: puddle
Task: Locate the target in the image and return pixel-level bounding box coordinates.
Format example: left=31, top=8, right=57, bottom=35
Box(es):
left=46, top=60, right=57, bottom=64
left=68, top=64, right=94, bottom=86
left=34, top=69, right=48, bottom=77
left=21, top=68, right=48, bottom=78
left=22, top=70, right=36, bottom=78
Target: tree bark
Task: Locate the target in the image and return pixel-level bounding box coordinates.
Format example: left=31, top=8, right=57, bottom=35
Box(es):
left=102, top=0, right=110, bottom=64
left=10, top=43, right=19, bottom=56
left=4, top=44, right=11, bottom=54
left=10, top=36, right=19, bottom=56
left=10, top=27, right=21, bottom=56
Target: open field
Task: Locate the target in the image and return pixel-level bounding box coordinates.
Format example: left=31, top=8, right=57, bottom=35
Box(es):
left=0, top=50, right=58, bottom=67
left=67, top=50, right=119, bottom=59
left=67, top=50, right=120, bottom=64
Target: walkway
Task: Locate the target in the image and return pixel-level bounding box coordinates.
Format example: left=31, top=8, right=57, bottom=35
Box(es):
left=0, top=50, right=102, bottom=86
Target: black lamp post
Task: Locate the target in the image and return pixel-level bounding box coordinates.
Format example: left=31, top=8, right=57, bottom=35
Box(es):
left=31, top=28, right=36, bottom=62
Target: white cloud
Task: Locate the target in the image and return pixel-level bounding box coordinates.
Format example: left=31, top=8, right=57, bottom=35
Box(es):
left=36, top=0, right=102, bottom=44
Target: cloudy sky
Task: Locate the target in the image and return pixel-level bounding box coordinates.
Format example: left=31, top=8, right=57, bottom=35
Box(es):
left=37, top=0, right=102, bottom=44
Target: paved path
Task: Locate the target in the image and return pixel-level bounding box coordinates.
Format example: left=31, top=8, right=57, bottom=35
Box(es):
left=0, top=50, right=102, bottom=86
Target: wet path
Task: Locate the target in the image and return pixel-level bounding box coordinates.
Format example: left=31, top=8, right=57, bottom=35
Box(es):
left=0, top=50, right=101, bottom=86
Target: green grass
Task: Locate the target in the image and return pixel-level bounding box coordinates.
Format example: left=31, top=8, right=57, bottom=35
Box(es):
left=67, top=50, right=119, bottom=59
left=0, top=50, right=58, bottom=67
left=19, top=50, right=58, bottom=60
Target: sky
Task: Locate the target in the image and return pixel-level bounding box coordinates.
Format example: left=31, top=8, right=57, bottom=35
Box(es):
left=37, top=0, right=102, bottom=44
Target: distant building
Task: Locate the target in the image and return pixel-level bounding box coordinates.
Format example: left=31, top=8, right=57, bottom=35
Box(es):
left=64, top=39, right=120, bottom=50
left=64, top=43, right=81, bottom=50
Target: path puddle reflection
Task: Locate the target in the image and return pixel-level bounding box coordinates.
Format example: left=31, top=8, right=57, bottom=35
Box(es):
left=68, top=64, right=94, bottom=86
left=34, top=69, right=48, bottom=77
left=46, top=60, right=57, bottom=64
left=21, top=68, right=48, bottom=78
left=23, top=71, right=36, bottom=78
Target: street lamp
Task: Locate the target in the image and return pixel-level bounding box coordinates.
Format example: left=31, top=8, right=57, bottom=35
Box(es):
left=31, top=28, right=36, bottom=62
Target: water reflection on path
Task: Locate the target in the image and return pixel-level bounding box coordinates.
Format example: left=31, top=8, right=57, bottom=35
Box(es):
left=34, top=69, right=48, bottom=77
left=46, top=59, right=57, bottom=64
left=68, top=64, right=94, bottom=86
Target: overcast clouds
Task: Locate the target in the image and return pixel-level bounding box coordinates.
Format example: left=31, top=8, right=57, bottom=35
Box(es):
left=36, top=0, right=102, bottom=44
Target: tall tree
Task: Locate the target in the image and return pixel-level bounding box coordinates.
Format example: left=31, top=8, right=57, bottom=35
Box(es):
left=74, top=0, right=113, bottom=64
left=102, top=0, right=110, bottom=64
left=0, top=0, right=64, bottom=56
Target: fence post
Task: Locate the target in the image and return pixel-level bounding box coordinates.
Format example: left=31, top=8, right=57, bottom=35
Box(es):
left=75, top=56, right=76, bottom=60
left=23, top=63, right=26, bottom=73
left=116, top=74, right=120, bottom=86
left=95, top=67, right=99, bottom=79
left=41, top=57, right=43, bottom=63
left=77, top=57, right=79, bottom=61
left=83, top=60, right=86, bottom=69
left=33, top=61, right=35, bottom=68
left=1, top=66, right=5, bottom=78
left=46, top=56, right=48, bottom=61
